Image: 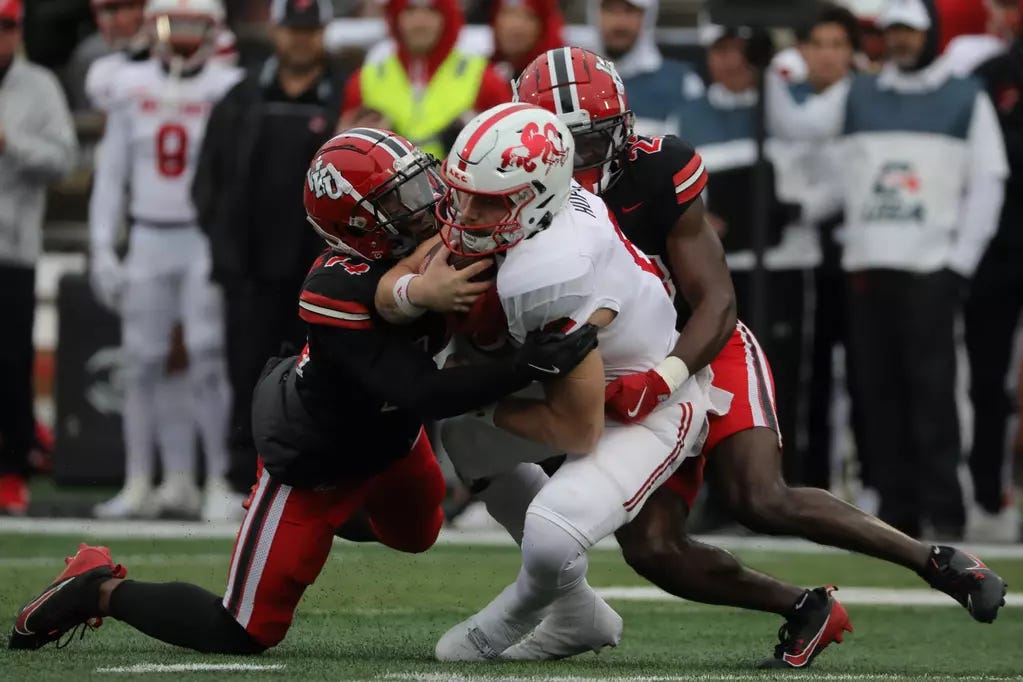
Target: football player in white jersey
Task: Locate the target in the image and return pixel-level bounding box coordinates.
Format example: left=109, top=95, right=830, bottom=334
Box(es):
left=393, top=103, right=728, bottom=660
left=89, top=0, right=243, bottom=520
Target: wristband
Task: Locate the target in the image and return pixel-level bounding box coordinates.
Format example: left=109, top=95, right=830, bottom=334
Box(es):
left=393, top=273, right=426, bottom=319
left=654, top=356, right=690, bottom=395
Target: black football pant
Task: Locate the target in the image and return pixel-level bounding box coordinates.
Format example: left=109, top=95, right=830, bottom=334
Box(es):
left=224, top=278, right=306, bottom=492
left=964, top=243, right=1023, bottom=513
left=846, top=269, right=965, bottom=537
left=0, top=265, right=36, bottom=478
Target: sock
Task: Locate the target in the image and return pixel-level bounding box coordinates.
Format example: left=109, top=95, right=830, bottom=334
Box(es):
left=477, top=464, right=549, bottom=545
left=121, top=361, right=160, bottom=482
left=154, top=372, right=196, bottom=476
left=189, top=354, right=232, bottom=479
left=109, top=580, right=264, bottom=654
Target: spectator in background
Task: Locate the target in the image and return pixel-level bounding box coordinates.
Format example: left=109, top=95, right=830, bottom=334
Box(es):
left=64, top=0, right=147, bottom=111
left=786, top=5, right=865, bottom=494
left=768, top=0, right=1008, bottom=539
left=678, top=24, right=811, bottom=485
left=193, top=0, right=344, bottom=496
left=338, top=0, right=510, bottom=159
left=0, top=0, right=77, bottom=514
left=489, top=0, right=563, bottom=82
left=943, top=0, right=1019, bottom=75
left=589, top=0, right=703, bottom=137
left=964, top=0, right=1023, bottom=542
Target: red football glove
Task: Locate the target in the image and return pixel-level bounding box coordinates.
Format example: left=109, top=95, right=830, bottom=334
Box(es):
left=605, top=369, right=672, bottom=424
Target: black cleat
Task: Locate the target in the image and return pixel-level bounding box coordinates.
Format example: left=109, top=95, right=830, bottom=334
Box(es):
left=757, top=586, right=853, bottom=669
left=920, top=545, right=1007, bottom=623
left=9, top=544, right=127, bottom=650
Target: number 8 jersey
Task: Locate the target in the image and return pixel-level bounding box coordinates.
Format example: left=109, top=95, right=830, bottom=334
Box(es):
left=91, top=58, right=242, bottom=231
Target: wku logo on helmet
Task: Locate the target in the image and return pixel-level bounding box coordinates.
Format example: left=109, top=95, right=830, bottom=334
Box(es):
left=308, top=157, right=352, bottom=200
left=500, top=122, right=568, bottom=174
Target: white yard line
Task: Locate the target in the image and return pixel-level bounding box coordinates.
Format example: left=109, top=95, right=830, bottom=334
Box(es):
left=595, top=586, right=1023, bottom=607
left=378, top=673, right=1023, bottom=682
left=95, top=663, right=285, bottom=673
left=3, top=518, right=1023, bottom=559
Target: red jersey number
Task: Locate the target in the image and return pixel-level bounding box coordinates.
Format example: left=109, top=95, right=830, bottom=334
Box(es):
left=155, top=124, right=188, bottom=178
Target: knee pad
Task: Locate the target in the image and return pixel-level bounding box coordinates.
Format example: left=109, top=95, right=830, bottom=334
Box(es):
left=520, top=513, right=588, bottom=592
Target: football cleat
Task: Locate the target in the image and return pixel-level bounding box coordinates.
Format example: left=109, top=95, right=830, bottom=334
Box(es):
left=501, top=590, right=622, bottom=660
left=921, top=545, right=1008, bottom=623
left=757, top=585, right=853, bottom=669
left=9, top=544, right=127, bottom=650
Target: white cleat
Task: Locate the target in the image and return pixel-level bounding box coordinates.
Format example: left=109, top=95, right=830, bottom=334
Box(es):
left=435, top=617, right=503, bottom=662
left=967, top=504, right=1021, bottom=544
left=154, top=473, right=202, bottom=519
left=202, top=476, right=247, bottom=523
left=501, top=591, right=623, bottom=660
left=93, top=477, right=158, bottom=519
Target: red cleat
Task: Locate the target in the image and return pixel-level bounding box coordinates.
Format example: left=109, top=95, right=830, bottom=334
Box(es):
left=9, top=544, right=127, bottom=650
left=757, top=585, right=854, bottom=668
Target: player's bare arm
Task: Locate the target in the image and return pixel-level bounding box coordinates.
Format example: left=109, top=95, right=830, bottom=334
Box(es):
left=667, top=195, right=737, bottom=373
left=494, top=311, right=613, bottom=454
left=375, top=235, right=493, bottom=323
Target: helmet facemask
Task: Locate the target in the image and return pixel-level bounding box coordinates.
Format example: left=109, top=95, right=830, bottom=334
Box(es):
left=436, top=179, right=540, bottom=257
left=569, top=110, right=634, bottom=195
left=150, top=12, right=218, bottom=72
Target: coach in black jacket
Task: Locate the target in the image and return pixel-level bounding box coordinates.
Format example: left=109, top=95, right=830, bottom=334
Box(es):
left=192, top=0, right=346, bottom=492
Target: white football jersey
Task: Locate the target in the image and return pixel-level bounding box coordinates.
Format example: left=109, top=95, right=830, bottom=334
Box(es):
left=497, top=183, right=680, bottom=381
left=91, top=58, right=242, bottom=234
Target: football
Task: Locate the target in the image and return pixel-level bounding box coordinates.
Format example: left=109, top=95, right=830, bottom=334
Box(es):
left=419, top=242, right=494, bottom=283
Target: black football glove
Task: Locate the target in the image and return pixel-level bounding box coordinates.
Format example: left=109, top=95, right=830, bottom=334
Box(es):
left=515, top=323, right=599, bottom=381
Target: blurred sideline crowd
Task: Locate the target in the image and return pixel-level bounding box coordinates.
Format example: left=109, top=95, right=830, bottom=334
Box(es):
left=0, top=0, right=1022, bottom=544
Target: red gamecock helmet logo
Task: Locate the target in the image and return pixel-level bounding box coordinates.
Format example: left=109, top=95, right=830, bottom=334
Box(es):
left=500, top=122, right=568, bottom=174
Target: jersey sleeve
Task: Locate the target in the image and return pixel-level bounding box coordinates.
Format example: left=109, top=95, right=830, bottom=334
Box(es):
left=500, top=257, right=602, bottom=345
left=298, top=260, right=379, bottom=331
left=88, top=101, right=132, bottom=254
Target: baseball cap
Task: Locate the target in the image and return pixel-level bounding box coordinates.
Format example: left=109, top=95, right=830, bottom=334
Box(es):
left=270, top=0, right=332, bottom=29
left=878, top=0, right=931, bottom=31
left=0, top=0, right=22, bottom=24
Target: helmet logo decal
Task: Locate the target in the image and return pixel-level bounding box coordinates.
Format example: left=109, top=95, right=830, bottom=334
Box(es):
left=594, top=56, right=625, bottom=95
left=307, top=157, right=352, bottom=200
left=500, top=122, right=568, bottom=174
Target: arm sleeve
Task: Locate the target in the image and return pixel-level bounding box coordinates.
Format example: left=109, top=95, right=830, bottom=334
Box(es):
left=4, top=71, right=78, bottom=181
left=88, top=104, right=131, bottom=254
left=316, top=323, right=531, bottom=420
left=766, top=70, right=849, bottom=141
left=950, top=92, right=1009, bottom=277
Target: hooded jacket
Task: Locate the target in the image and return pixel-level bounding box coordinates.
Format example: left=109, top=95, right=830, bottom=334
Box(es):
left=584, top=0, right=703, bottom=137
left=340, top=0, right=511, bottom=154
left=489, top=0, right=564, bottom=81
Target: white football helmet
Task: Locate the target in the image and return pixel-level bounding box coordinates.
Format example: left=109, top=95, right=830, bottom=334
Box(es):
left=437, top=103, right=575, bottom=256
left=144, top=0, right=225, bottom=71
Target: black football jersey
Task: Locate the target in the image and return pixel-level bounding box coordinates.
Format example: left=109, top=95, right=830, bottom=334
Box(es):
left=293, top=250, right=449, bottom=458
left=602, top=135, right=708, bottom=328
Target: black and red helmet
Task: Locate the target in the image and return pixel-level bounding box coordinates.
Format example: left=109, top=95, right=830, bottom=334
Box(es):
left=304, top=128, right=444, bottom=261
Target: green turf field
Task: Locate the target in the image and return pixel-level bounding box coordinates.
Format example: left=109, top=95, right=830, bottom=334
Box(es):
left=1, top=532, right=1021, bottom=681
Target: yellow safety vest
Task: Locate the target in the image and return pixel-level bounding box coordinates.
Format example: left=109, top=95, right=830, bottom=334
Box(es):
left=360, top=50, right=488, bottom=160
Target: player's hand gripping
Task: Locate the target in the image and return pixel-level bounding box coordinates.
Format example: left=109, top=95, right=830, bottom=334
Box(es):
left=605, top=357, right=691, bottom=423
left=515, top=323, right=599, bottom=382
left=412, top=245, right=493, bottom=314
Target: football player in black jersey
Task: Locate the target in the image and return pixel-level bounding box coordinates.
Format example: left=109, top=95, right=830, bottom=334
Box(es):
left=513, top=47, right=1007, bottom=667
left=7, top=129, right=598, bottom=654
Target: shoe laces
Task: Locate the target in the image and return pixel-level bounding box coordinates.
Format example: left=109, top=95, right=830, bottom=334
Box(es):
left=55, top=618, right=101, bottom=650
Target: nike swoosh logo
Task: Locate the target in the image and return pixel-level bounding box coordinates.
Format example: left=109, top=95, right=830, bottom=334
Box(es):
left=627, top=387, right=648, bottom=418
left=622, top=202, right=644, bottom=214
left=380, top=402, right=400, bottom=413
left=528, top=364, right=561, bottom=375
left=14, top=577, right=76, bottom=636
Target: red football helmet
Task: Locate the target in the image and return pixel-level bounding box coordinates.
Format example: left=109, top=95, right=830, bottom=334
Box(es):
left=513, top=46, right=635, bottom=194
left=305, top=128, right=444, bottom=261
